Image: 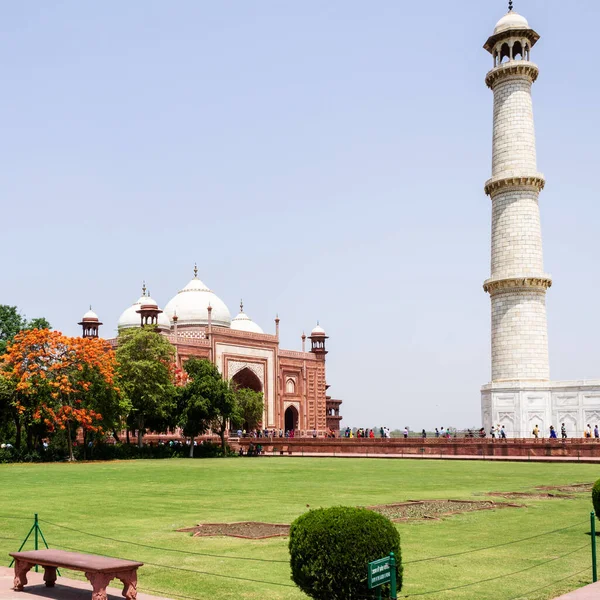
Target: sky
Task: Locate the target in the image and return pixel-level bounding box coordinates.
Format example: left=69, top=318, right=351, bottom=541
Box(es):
left=1, top=0, right=599, bottom=430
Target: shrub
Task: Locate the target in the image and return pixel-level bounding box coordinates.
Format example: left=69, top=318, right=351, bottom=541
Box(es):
left=289, top=506, right=402, bottom=600
left=593, top=479, right=600, bottom=519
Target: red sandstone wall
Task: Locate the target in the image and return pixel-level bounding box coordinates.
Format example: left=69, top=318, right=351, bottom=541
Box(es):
left=237, top=437, right=600, bottom=458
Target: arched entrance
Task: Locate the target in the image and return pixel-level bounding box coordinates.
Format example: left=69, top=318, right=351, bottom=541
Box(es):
left=231, top=367, right=262, bottom=393
left=284, top=405, right=298, bottom=432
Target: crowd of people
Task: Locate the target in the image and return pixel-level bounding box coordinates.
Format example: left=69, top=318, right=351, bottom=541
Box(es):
left=342, top=427, right=392, bottom=438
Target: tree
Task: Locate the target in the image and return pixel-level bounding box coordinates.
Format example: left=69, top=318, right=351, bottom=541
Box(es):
left=115, top=327, right=176, bottom=447
left=234, top=387, right=264, bottom=431
left=1, top=329, right=117, bottom=459
left=26, top=317, right=51, bottom=331
left=289, top=506, right=402, bottom=600
left=177, top=359, right=218, bottom=457
left=0, top=306, right=25, bottom=356
left=0, top=305, right=51, bottom=356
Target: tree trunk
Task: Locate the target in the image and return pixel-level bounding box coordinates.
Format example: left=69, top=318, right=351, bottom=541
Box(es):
left=14, top=416, right=21, bottom=449
left=66, top=421, right=75, bottom=461
left=219, top=428, right=226, bottom=453
left=82, top=430, right=88, bottom=460
left=189, top=439, right=194, bottom=458
left=26, top=427, right=33, bottom=452
left=112, top=429, right=120, bottom=444
left=137, top=416, right=144, bottom=448
left=126, top=428, right=130, bottom=445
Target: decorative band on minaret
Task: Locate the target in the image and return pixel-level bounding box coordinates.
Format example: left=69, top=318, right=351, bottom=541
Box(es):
left=483, top=9, right=551, bottom=383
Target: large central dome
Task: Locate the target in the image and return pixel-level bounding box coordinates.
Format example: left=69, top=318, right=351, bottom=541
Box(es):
left=163, top=269, right=231, bottom=328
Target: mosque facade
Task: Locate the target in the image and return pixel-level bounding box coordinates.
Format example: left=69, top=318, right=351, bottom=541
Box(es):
left=481, top=6, right=600, bottom=437
left=79, top=266, right=342, bottom=435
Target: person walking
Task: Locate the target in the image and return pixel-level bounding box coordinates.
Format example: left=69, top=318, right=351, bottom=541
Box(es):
left=532, top=424, right=539, bottom=439
left=403, top=427, right=409, bottom=439
left=435, top=428, right=439, bottom=438
left=549, top=425, right=557, bottom=439
left=561, top=423, right=567, bottom=440
left=586, top=424, right=593, bottom=438
left=490, top=425, right=496, bottom=439
left=500, top=425, right=506, bottom=439
left=421, top=429, right=427, bottom=439
left=595, top=425, right=599, bottom=439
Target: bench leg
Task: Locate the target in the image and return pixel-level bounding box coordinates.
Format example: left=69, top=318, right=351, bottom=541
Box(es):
left=44, top=566, right=57, bottom=588
left=118, top=569, right=138, bottom=600
left=85, top=572, right=113, bottom=600
left=13, top=559, right=34, bottom=591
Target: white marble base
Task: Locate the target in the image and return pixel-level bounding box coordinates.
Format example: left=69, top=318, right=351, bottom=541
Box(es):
left=481, top=380, right=600, bottom=438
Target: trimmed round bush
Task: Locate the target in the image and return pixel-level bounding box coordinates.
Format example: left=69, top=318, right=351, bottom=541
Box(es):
left=289, top=506, right=402, bottom=600
left=593, top=479, right=600, bottom=519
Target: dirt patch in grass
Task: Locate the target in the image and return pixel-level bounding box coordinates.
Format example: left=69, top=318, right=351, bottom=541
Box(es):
left=536, top=483, right=593, bottom=494
left=366, top=499, right=521, bottom=522
left=488, top=492, right=573, bottom=500
left=177, top=522, right=290, bottom=539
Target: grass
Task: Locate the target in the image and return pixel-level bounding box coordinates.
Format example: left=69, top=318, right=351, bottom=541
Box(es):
left=0, top=457, right=598, bottom=599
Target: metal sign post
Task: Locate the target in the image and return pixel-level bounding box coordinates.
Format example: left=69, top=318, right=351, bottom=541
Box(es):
left=368, top=552, right=397, bottom=599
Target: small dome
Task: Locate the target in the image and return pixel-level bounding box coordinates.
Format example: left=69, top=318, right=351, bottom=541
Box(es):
left=163, top=270, right=231, bottom=328
left=118, top=294, right=171, bottom=332
left=494, top=11, right=529, bottom=35
left=231, top=303, right=264, bottom=334
left=82, top=309, right=99, bottom=321
left=311, top=324, right=326, bottom=336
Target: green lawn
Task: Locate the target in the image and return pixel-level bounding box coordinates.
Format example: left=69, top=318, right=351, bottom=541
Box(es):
left=0, top=458, right=598, bottom=600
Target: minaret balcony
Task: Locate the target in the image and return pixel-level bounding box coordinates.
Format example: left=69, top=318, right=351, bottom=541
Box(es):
left=485, top=61, right=539, bottom=88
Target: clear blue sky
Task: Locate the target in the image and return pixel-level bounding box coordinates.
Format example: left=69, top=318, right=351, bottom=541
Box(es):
left=2, top=0, right=599, bottom=430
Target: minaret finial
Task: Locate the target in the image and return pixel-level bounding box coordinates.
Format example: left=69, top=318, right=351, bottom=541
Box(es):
left=508, top=0, right=513, bottom=11
left=240, top=299, right=244, bottom=313
left=193, top=263, right=198, bottom=278
left=142, top=281, right=147, bottom=296
left=89, top=304, right=92, bottom=311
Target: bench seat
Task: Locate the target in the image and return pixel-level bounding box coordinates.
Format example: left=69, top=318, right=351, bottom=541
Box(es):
left=10, top=549, right=143, bottom=600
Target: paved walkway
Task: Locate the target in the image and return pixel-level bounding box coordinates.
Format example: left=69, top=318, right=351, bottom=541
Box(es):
left=272, top=452, right=600, bottom=463
left=0, top=567, right=170, bottom=600
left=554, top=581, right=600, bottom=599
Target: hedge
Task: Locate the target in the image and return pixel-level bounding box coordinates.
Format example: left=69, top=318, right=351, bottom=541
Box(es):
left=289, top=506, right=402, bottom=600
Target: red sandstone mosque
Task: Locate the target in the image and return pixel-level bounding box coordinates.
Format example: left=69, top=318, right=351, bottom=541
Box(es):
left=78, top=265, right=342, bottom=435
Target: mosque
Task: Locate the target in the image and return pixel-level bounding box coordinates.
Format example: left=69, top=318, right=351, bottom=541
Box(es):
left=77, top=265, right=342, bottom=435
left=481, top=3, right=600, bottom=436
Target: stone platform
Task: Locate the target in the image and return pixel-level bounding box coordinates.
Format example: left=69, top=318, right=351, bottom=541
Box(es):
left=0, top=567, right=170, bottom=600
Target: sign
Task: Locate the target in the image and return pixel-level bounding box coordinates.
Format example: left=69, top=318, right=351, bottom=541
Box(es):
left=368, top=557, right=391, bottom=589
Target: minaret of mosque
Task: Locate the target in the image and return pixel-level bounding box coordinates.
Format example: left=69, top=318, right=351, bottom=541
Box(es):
left=482, top=2, right=551, bottom=383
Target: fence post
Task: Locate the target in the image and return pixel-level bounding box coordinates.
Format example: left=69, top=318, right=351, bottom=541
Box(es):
left=592, top=512, right=598, bottom=583
left=34, top=513, right=39, bottom=572
left=389, top=552, right=397, bottom=600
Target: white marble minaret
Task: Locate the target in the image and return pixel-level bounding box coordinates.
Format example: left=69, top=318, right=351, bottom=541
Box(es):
left=480, top=7, right=600, bottom=437
left=483, top=8, right=551, bottom=383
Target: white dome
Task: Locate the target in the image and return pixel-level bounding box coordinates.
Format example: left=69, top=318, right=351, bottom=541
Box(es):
left=82, top=309, right=99, bottom=321
left=494, top=11, right=529, bottom=34
left=163, top=274, right=231, bottom=328
left=231, top=305, right=264, bottom=334
left=118, top=294, right=171, bottom=332
left=311, top=324, right=326, bottom=336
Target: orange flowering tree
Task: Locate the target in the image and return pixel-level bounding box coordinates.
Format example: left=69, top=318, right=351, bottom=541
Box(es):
left=1, top=329, right=119, bottom=460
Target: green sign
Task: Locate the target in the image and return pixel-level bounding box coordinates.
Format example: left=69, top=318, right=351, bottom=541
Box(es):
left=368, top=556, right=391, bottom=589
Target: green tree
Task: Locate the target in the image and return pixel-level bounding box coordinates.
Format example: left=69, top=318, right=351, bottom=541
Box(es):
left=0, top=306, right=25, bottom=356
left=116, top=327, right=176, bottom=447
left=26, top=317, right=51, bottom=331
left=182, top=360, right=237, bottom=452
left=0, top=305, right=51, bottom=356
left=177, top=359, right=218, bottom=457
left=234, top=387, right=264, bottom=431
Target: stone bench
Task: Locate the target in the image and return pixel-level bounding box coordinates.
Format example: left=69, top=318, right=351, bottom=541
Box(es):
left=10, top=549, right=143, bottom=600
